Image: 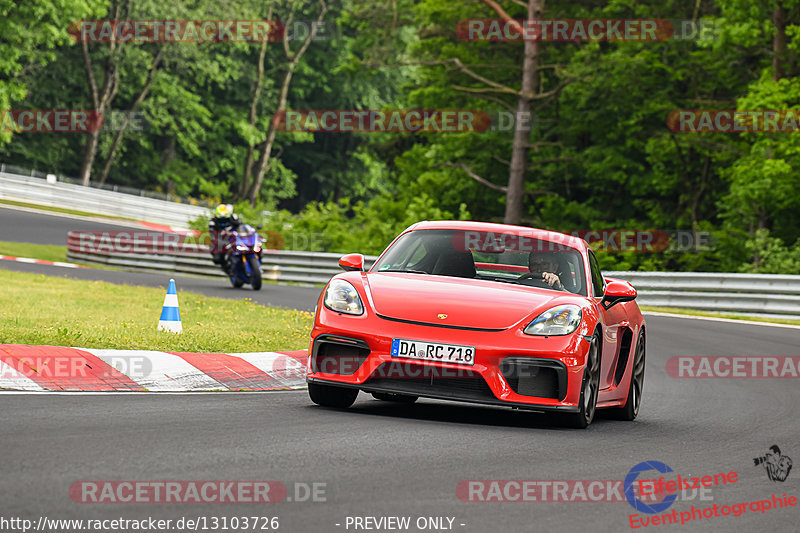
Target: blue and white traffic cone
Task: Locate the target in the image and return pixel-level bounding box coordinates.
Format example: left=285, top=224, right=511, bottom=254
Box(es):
left=157, top=279, right=182, bottom=333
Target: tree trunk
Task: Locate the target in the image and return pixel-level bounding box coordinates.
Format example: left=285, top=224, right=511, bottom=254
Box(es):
left=79, top=130, right=102, bottom=186
left=503, top=0, right=542, bottom=224
left=98, top=48, right=163, bottom=186
left=247, top=1, right=327, bottom=206
left=248, top=62, right=295, bottom=206
left=240, top=39, right=269, bottom=200
left=78, top=0, right=122, bottom=186
left=773, top=4, right=786, bottom=81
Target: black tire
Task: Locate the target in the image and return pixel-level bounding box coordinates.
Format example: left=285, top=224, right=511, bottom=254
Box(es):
left=247, top=255, right=262, bottom=290
left=372, top=392, right=418, bottom=404
left=227, top=256, right=244, bottom=288
left=308, top=382, right=358, bottom=408
left=562, top=332, right=601, bottom=429
left=607, top=329, right=645, bottom=421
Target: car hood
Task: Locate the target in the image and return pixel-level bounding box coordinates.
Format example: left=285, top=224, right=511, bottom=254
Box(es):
left=363, top=273, right=576, bottom=330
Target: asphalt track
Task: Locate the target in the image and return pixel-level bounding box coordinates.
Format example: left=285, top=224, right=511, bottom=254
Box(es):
left=0, top=205, right=145, bottom=245
left=2, top=208, right=799, bottom=532
left=0, top=205, right=322, bottom=310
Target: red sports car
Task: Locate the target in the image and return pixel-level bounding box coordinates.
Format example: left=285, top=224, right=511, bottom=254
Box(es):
left=306, top=221, right=646, bottom=428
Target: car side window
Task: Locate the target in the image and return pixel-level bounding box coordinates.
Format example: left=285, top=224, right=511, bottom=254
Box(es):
left=588, top=251, right=604, bottom=298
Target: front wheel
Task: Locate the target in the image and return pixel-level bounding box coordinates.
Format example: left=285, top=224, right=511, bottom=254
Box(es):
left=228, top=255, right=244, bottom=287
left=561, top=333, right=601, bottom=429
left=247, top=255, right=262, bottom=290
left=308, top=382, right=358, bottom=408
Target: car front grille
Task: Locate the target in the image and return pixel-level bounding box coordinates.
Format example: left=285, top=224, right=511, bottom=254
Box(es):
left=362, top=363, right=496, bottom=401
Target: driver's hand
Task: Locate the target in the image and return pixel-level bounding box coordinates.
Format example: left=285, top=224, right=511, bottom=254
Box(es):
left=542, top=272, right=562, bottom=288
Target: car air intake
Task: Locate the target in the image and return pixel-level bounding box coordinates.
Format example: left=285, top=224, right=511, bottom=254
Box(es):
left=614, top=327, right=633, bottom=386
left=499, top=358, right=567, bottom=400
left=311, top=335, right=370, bottom=375
left=363, top=363, right=495, bottom=401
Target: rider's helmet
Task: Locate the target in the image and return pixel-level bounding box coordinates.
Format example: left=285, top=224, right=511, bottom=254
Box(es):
left=215, top=204, right=234, bottom=219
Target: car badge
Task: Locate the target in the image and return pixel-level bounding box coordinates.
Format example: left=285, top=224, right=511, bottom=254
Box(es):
left=438, top=314, right=447, bottom=319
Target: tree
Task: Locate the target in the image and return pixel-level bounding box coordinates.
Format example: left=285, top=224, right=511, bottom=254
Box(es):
left=245, top=0, right=328, bottom=207
left=0, top=0, right=106, bottom=145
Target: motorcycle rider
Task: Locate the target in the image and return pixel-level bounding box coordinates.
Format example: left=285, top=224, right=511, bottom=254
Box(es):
left=209, top=204, right=241, bottom=274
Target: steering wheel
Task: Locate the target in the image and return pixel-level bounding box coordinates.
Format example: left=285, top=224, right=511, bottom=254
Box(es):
left=517, top=272, right=551, bottom=288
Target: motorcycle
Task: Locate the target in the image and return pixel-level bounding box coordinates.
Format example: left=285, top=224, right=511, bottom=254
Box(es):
left=223, top=224, right=264, bottom=290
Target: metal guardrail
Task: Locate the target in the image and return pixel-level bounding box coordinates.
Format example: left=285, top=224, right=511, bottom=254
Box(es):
left=604, top=271, right=800, bottom=316
left=0, top=169, right=209, bottom=227
left=66, top=232, right=378, bottom=285
left=66, top=232, right=800, bottom=316
left=604, top=271, right=800, bottom=295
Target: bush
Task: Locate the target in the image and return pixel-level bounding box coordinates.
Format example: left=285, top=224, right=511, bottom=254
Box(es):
left=189, top=194, right=470, bottom=255
left=740, top=229, right=800, bottom=274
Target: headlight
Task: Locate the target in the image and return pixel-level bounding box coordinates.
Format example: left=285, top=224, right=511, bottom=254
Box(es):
left=324, top=279, right=364, bottom=315
left=524, top=305, right=582, bottom=336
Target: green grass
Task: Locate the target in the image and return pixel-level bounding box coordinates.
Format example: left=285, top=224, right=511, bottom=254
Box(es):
left=640, top=306, right=800, bottom=326
left=0, top=198, right=140, bottom=222
left=0, top=269, right=314, bottom=352
left=0, top=240, right=67, bottom=262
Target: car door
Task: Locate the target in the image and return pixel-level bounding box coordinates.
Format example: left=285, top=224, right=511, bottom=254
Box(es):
left=587, top=250, right=626, bottom=390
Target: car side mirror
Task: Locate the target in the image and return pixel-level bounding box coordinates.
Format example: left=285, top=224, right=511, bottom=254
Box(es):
left=601, top=280, right=637, bottom=310
left=338, top=253, right=364, bottom=272
left=256, top=224, right=263, bottom=230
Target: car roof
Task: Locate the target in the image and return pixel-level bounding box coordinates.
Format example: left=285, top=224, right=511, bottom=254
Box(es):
left=405, top=220, right=589, bottom=252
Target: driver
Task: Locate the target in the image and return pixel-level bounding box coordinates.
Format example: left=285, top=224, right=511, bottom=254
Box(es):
left=528, top=251, right=566, bottom=291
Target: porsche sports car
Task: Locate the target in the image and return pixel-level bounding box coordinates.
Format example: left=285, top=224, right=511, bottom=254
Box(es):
left=306, top=221, right=646, bottom=428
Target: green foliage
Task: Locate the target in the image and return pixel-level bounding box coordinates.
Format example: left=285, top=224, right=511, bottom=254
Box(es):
left=258, top=194, right=470, bottom=255
left=740, top=229, right=800, bottom=274
left=3, top=0, right=800, bottom=273
left=0, top=0, right=106, bottom=143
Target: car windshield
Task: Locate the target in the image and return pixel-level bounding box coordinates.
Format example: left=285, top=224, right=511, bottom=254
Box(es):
left=372, top=229, right=587, bottom=296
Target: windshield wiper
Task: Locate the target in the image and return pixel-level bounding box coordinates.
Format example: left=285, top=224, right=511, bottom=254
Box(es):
left=477, top=275, right=518, bottom=284
left=378, top=269, right=429, bottom=274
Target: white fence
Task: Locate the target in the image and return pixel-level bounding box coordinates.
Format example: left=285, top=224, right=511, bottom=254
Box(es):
left=0, top=168, right=208, bottom=228
left=65, top=232, right=800, bottom=316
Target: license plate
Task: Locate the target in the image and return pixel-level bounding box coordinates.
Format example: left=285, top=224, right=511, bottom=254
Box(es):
left=391, top=339, right=475, bottom=366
